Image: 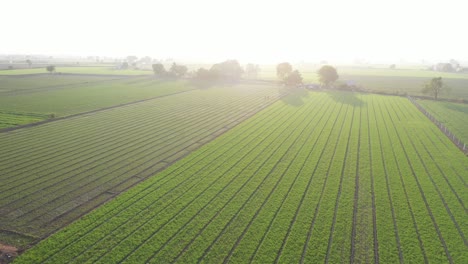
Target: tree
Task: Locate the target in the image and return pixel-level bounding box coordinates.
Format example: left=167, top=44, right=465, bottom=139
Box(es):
left=245, top=63, right=260, bottom=79
left=284, top=70, right=303, bottom=86
left=26, top=59, right=32, bottom=68
left=46, top=65, right=56, bottom=74
left=389, top=64, right=396, bottom=69
left=276, top=62, right=292, bottom=80
left=210, top=60, right=243, bottom=80
left=152, top=63, right=166, bottom=76
left=169, top=63, right=188, bottom=78
left=195, top=68, right=212, bottom=80
left=317, top=65, right=339, bottom=87
left=422, top=77, right=448, bottom=100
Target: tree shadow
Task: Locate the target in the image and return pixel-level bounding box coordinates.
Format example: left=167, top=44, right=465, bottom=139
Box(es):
left=326, top=90, right=366, bottom=107
left=281, top=88, right=310, bottom=106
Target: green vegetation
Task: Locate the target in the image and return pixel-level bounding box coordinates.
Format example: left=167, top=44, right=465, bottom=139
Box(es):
left=0, top=76, right=195, bottom=118
left=317, top=65, right=339, bottom=86
left=15, top=92, right=467, bottom=263
left=0, top=75, right=116, bottom=93
left=260, top=66, right=468, bottom=99
left=0, top=111, right=49, bottom=129
left=0, top=84, right=282, bottom=246
left=0, top=66, right=152, bottom=76
left=419, top=100, right=468, bottom=144
left=421, top=77, right=448, bottom=100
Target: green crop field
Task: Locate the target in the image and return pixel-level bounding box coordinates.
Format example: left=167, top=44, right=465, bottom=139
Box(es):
left=0, top=75, right=117, bottom=93
left=15, top=92, right=467, bottom=263
left=0, top=67, right=152, bottom=76
left=419, top=100, right=468, bottom=144
left=0, top=83, right=283, bottom=247
left=0, top=111, right=49, bottom=129
left=0, top=76, right=198, bottom=125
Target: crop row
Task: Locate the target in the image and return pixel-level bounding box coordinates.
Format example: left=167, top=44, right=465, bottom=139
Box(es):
left=418, top=100, right=468, bottom=147
left=15, top=92, right=467, bottom=263
left=0, top=84, right=284, bottom=240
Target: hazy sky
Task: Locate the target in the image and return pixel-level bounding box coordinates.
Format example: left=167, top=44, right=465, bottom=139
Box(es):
left=2, top=0, right=466, bottom=63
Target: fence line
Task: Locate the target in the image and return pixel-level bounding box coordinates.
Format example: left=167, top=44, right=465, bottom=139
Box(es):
left=408, top=96, right=467, bottom=155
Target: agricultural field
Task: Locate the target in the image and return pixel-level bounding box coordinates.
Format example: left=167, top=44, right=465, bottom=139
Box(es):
left=0, top=66, right=152, bottom=76
left=0, top=111, right=49, bottom=129
left=15, top=92, right=468, bottom=263
left=0, top=83, right=283, bottom=247
left=0, top=76, right=197, bottom=124
left=419, top=100, right=468, bottom=144
left=0, top=75, right=117, bottom=93
left=259, top=66, right=468, bottom=99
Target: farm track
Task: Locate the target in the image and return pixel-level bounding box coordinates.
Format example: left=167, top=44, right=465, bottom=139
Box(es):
left=12, top=91, right=468, bottom=263
left=0, top=84, right=285, bottom=243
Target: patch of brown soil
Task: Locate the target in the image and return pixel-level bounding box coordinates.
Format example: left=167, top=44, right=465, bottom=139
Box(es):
left=0, top=243, right=18, bottom=264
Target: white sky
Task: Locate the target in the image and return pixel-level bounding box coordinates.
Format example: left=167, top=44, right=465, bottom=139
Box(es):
left=1, top=0, right=466, bottom=63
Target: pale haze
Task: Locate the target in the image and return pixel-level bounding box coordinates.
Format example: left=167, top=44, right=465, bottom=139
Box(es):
left=2, top=0, right=466, bottom=63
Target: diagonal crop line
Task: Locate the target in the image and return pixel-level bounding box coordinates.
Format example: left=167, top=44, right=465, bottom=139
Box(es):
left=386, top=98, right=453, bottom=263
left=379, top=98, right=429, bottom=263
left=371, top=98, right=404, bottom=263
left=55, top=94, right=298, bottom=263
left=367, top=97, right=380, bottom=264
left=273, top=95, right=347, bottom=264
left=2, top=97, right=261, bottom=212
left=115, top=95, right=314, bottom=264
left=31, top=94, right=289, bottom=263
left=0, top=87, right=268, bottom=162
left=222, top=95, right=333, bottom=264
left=0, top=88, right=267, bottom=176
left=407, top=128, right=467, bottom=246
left=350, top=102, right=362, bottom=263
left=193, top=101, right=319, bottom=264
left=325, top=105, right=356, bottom=264
left=419, top=130, right=467, bottom=211
left=151, top=100, right=328, bottom=264
left=300, top=99, right=350, bottom=264
left=0, top=88, right=197, bottom=134
left=0, top=88, right=280, bottom=221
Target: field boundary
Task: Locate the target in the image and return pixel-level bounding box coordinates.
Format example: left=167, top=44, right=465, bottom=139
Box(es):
left=408, top=96, right=468, bottom=155
left=0, top=89, right=197, bottom=133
